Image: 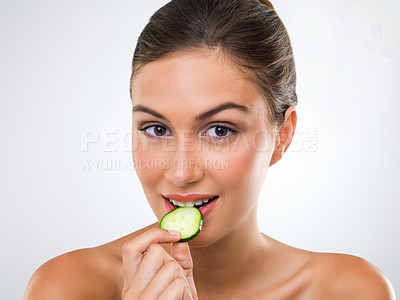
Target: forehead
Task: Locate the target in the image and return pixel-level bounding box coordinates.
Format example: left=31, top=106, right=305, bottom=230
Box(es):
left=130, top=49, right=269, bottom=121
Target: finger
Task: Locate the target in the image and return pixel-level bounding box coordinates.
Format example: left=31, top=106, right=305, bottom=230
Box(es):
left=171, top=242, right=198, bottom=299
left=121, top=228, right=181, bottom=295
left=171, top=242, right=193, bottom=270
left=130, top=244, right=186, bottom=294
left=141, top=260, right=191, bottom=299
left=158, top=277, right=192, bottom=300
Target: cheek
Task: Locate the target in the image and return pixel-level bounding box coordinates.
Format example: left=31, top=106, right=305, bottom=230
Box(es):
left=132, top=135, right=166, bottom=187
left=211, top=134, right=272, bottom=195
left=132, top=144, right=168, bottom=219
left=132, top=149, right=154, bottom=183
left=205, top=135, right=273, bottom=233
left=219, top=147, right=263, bottom=197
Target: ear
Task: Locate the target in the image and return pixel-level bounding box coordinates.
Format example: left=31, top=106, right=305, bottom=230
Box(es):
left=269, top=105, right=297, bottom=167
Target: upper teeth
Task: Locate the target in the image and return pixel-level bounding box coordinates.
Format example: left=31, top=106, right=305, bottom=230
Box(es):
left=168, top=198, right=213, bottom=207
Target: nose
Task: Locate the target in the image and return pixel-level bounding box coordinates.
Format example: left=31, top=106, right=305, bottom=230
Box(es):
left=164, top=135, right=204, bottom=186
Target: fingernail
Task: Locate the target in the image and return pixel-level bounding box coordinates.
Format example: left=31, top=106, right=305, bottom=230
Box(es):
left=168, top=230, right=181, bottom=237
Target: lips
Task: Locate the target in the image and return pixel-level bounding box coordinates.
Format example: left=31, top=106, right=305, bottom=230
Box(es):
left=163, top=193, right=218, bottom=202
left=162, top=194, right=219, bottom=218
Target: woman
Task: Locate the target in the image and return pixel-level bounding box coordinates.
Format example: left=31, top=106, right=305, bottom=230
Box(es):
left=24, top=0, right=395, bottom=299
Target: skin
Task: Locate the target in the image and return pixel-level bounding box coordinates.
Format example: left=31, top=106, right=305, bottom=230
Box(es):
left=24, top=49, right=396, bottom=300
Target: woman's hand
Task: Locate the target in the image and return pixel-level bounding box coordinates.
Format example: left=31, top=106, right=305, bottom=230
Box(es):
left=121, top=227, right=198, bottom=300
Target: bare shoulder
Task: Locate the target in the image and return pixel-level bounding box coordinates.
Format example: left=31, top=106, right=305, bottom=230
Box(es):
left=24, top=223, right=158, bottom=300
left=24, top=247, right=123, bottom=300
left=305, top=252, right=396, bottom=299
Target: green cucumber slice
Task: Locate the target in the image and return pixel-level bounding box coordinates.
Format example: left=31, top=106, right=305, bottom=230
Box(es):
left=159, top=207, right=203, bottom=242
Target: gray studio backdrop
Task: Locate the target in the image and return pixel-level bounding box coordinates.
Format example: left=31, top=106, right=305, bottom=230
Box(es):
left=0, top=0, right=399, bottom=299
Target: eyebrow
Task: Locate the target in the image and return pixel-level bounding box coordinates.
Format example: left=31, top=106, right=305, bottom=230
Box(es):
left=132, top=102, right=249, bottom=122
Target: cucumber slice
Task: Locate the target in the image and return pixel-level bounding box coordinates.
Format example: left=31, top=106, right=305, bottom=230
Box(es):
left=159, top=207, right=203, bottom=242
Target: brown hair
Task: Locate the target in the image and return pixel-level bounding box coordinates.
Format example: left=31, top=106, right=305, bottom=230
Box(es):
left=130, top=0, right=297, bottom=130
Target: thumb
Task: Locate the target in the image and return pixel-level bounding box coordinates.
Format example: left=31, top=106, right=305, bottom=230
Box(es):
left=171, top=242, right=198, bottom=299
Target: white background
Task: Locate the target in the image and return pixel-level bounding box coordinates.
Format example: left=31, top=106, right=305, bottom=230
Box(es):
left=0, top=0, right=399, bottom=298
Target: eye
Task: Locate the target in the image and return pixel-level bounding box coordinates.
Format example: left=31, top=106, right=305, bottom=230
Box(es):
left=137, top=123, right=238, bottom=139
left=137, top=124, right=172, bottom=137
left=204, top=124, right=238, bottom=138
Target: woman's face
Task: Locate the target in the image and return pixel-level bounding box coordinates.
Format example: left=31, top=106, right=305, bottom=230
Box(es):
left=131, top=49, right=277, bottom=246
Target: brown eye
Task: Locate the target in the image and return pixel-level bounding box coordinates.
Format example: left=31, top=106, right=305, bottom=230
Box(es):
left=215, top=126, right=228, bottom=136
left=138, top=125, right=172, bottom=137
left=204, top=125, right=237, bottom=138
left=154, top=126, right=166, bottom=136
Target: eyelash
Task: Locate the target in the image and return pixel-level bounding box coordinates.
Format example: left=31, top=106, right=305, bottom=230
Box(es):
left=137, top=123, right=238, bottom=140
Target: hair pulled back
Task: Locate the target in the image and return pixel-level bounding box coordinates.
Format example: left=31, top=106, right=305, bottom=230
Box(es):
left=131, top=0, right=297, bottom=129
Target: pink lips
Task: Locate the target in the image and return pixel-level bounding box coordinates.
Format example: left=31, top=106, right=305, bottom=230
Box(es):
left=164, top=196, right=176, bottom=212
left=199, top=197, right=218, bottom=217
left=163, top=193, right=218, bottom=202
left=162, top=195, right=219, bottom=218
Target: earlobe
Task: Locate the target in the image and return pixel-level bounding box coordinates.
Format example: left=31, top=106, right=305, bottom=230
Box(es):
left=269, top=106, right=297, bottom=167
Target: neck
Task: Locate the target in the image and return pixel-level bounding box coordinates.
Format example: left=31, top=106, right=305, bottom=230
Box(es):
left=189, top=205, right=265, bottom=292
